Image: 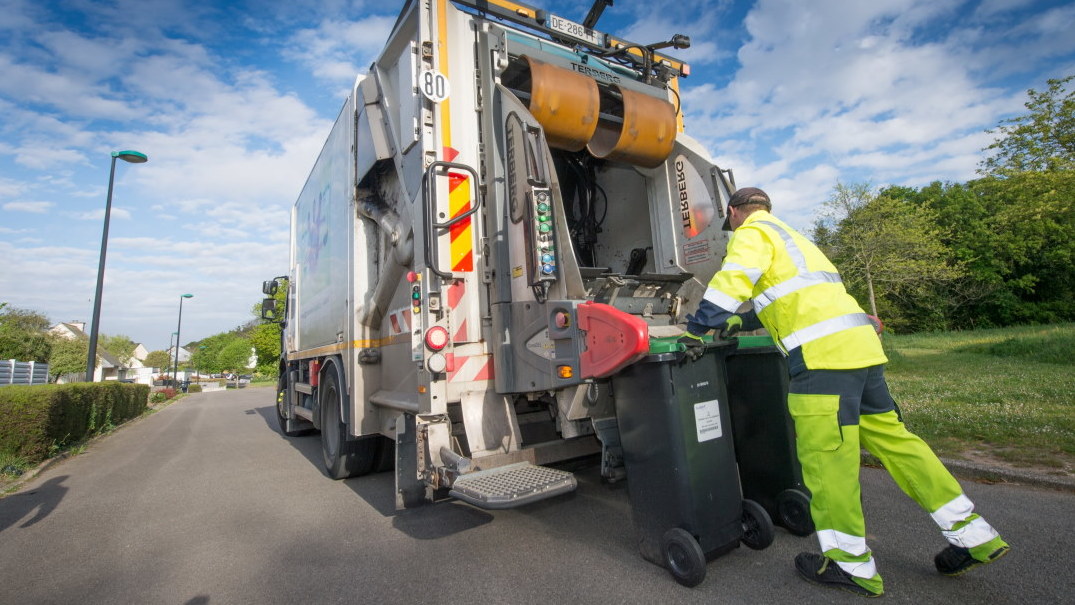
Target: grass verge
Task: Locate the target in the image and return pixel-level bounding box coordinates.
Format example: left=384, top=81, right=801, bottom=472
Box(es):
left=883, top=323, right=1075, bottom=471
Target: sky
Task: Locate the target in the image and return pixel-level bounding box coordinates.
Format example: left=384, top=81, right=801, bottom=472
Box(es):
left=1, top=0, right=1073, bottom=351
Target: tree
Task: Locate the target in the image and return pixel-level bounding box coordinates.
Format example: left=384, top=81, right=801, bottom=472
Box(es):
left=191, top=332, right=246, bottom=375
left=251, top=279, right=287, bottom=377
left=973, top=75, right=1075, bottom=323
left=0, top=304, right=53, bottom=362
left=812, top=183, right=964, bottom=331
left=49, top=336, right=88, bottom=379
left=143, top=350, right=172, bottom=370
left=249, top=323, right=280, bottom=375
left=981, top=75, right=1075, bottom=176
left=101, top=334, right=137, bottom=365
left=218, top=338, right=253, bottom=386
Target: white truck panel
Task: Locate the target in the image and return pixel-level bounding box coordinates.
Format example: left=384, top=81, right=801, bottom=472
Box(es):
left=292, top=98, right=355, bottom=353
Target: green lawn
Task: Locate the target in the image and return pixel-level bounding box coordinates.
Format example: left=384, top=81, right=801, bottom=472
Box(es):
left=883, top=323, right=1075, bottom=469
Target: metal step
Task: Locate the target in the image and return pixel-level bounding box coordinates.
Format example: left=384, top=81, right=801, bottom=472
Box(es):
left=449, top=462, right=577, bottom=509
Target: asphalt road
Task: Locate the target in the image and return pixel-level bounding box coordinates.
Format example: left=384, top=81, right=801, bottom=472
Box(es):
left=1, top=387, right=1071, bottom=604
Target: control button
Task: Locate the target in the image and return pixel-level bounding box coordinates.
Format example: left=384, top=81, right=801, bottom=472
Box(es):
left=541, top=254, right=554, bottom=263
left=542, top=264, right=555, bottom=274
left=537, top=202, right=549, bottom=212
left=535, top=191, right=549, bottom=202
left=539, top=224, right=552, bottom=233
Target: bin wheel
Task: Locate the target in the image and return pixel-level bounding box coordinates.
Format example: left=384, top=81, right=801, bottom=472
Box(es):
left=777, top=488, right=815, bottom=536
left=661, top=528, right=707, bottom=587
left=740, top=499, right=775, bottom=550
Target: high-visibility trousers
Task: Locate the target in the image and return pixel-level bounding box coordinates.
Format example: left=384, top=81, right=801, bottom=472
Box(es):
left=788, top=364, right=1003, bottom=593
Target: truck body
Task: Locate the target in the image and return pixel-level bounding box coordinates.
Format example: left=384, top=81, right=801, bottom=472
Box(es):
left=263, top=0, right=736, bottom=509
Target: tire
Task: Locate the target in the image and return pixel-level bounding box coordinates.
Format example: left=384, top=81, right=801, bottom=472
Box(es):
left=320, top=365, right=378, bottom=479
left=661, top=528, right=707, bottom=587
left=776, top=488, right=815, bottom=536
left=740, top=499, right=776, bottom=550
left=276, top=387, right=311, bottom=437
left=373, top=436, right=396, bottom=473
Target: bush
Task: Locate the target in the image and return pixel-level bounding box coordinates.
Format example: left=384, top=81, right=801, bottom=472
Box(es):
left=0, top=382, right=149, bottom=464
left=187, top=384, right=202, bottom=393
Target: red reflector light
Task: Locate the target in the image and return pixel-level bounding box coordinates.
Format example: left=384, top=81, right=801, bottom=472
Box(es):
left=425, top=326, right=450, bottom=351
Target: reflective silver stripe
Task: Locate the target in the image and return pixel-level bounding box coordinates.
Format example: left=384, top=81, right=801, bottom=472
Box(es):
left=817, top=529, right=869, bottom=556
left=817, top=529, right=878, bottom=579
left=930, top=494, right=974, bottom=530
left=943, top=517, right=1000, bottom=549
left=721, top=262, right=763, bottom=285
left=781, top=313, right=874, bottom=350
left=754, top=220, right=807, bottom=272
left=754, top=271, right=843, bottom=312
left=703, top=287, right=742, bottom=313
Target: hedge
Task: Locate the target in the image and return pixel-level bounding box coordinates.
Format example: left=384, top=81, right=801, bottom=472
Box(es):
left=0, top=382, right=150, bottom=464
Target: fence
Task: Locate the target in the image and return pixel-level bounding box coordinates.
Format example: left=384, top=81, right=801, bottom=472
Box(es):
left=0, top=360, right=50, bottom=386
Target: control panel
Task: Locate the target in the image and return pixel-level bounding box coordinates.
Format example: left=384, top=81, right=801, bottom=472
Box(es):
left=526, top=187, right=558, bottom=286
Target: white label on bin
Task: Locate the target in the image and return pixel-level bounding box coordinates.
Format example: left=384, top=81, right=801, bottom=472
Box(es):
left=694, top=399, right=724, bottom=442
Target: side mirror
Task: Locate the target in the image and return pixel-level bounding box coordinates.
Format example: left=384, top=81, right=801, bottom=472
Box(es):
left=262, top=280, right=278, bottom=296
left=261, top=298, right=278, bottom=321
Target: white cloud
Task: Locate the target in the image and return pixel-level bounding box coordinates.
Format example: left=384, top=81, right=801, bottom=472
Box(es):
left=676, top=0, right=1071, bottom=232
left=3, top=200, right=54, bottom=213
left=69, top=207, right=133, bottom=221
left=285, top=15, right=398, bottom=81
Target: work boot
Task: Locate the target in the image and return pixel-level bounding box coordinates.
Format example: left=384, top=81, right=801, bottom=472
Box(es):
left=795, top=552, right=883, bottom=598
left=935, top=537, right=1010, bottom=576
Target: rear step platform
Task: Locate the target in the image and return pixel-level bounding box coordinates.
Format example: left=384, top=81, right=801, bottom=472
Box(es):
left=449, top=462, right=577, bottom=509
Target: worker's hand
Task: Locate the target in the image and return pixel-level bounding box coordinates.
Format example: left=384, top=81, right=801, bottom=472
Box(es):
left=719, top=315, right=743, bottom=340
left=866, top=314, right=884, bottom=334
left=677, top=334, right=706, bottom=362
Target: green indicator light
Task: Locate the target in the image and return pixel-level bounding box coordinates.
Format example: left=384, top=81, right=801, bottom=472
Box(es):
left=537, top=203, right=549, bottom=212
left=412, top=292, right=420, bottom=299
left=539, top=223, right=552, bottom=233
left=538, top=215, right=548, bottom=222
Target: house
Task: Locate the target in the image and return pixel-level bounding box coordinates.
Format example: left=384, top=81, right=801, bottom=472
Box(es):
left=128, top=343, right=150, bottom=369
left=49, top=321, right=128, bottom=383
left=167, top=345, right=192, bottom=364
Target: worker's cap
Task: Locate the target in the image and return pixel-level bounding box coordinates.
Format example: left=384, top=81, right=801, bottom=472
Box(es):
left=722, top=187, right=771, bottom=230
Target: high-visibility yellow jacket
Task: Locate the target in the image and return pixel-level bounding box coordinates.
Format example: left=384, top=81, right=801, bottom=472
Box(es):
left=690, top=210, right=886, bottom=370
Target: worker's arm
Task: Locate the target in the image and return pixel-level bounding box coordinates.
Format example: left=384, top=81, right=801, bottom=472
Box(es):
left=684, top=227, right=773, bottom=338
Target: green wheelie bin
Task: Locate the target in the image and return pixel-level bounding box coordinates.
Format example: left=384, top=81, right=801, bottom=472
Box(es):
left=725, top=335, right=814, bottom=536
left=612, top=337, right=775, bottom=587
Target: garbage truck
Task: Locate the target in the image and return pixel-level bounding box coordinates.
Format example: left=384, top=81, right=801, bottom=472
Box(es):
left=261, top=0, right=747, bottom=512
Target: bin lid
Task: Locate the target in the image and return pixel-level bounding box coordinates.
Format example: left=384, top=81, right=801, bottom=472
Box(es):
left=736, top=335, right=777, bottom=348
left=648, top=334, right=724, bottom=354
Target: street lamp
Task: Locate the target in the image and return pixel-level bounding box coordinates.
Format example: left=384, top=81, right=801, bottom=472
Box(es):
left=86, top=150, right=148, bottom=382
left=164, top=328, right=177, bottom=376
left=172, top=294, right=193, bottom=387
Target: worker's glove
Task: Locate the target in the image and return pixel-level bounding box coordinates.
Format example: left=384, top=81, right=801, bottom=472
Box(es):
left=677, top=333, right=706, bottom=362
left=719, top=315, right=743, bottom=340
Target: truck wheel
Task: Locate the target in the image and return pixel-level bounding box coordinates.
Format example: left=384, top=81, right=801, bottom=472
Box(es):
left=373, top=436, right=395, bottom=473
left=777, top=488, right=815, bottom=536
left=320, top=368, right=378, bottom=479
left=661, top=528, right=706, bottom=587
left=276, top=388, right=311, bottom=437
left=740, top=499, right=775, bottom=550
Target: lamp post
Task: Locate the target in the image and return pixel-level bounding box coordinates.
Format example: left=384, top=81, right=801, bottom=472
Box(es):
left=172, top=294, right=193, bottom=387
left=86, top=150, right=148, bottom=382
left=167, top=331, right=178, bottom=377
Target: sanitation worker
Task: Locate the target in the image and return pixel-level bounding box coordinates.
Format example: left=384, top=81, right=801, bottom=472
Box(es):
left=679, top=187, right=1010, bottom=598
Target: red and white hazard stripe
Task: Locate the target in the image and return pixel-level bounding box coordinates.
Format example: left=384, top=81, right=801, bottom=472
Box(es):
left=445, top=353, right=494, bottom=383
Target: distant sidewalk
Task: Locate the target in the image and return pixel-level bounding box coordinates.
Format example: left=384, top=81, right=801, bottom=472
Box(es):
left=863, top=452, right=1075, bottom=493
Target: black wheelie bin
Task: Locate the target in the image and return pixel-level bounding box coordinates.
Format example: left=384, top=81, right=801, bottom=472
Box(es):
left=612, top=336, right=774, bottom=587
left=725, top=335, right=814, bottom=536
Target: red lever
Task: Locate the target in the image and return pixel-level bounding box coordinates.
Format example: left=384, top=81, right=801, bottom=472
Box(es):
left=577, top=302, right=649, bottom=378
